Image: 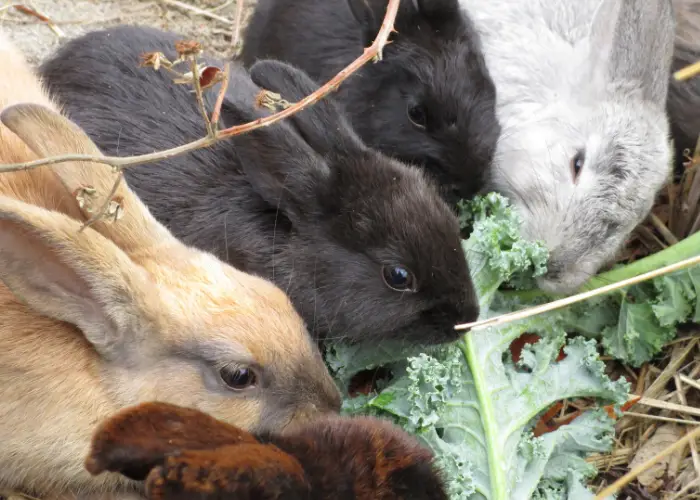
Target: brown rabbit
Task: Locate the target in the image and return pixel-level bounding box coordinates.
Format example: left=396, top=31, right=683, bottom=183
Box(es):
left=86, top=402, right=449, bottom=500
left=0, top=33, right=340, bottom=500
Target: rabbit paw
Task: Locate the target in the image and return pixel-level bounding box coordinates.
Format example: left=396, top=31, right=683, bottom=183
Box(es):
left=144, top=444, right=309, bottom=500
left=85, top=402, right=257, bottom=480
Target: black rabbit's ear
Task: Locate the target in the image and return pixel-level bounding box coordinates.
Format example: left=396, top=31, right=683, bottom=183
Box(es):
left=85, top=402, right=259, bottom=481
left=348, top=0, right=463, bottom=43
left=248, top=59, right=366, bottom=158
left=218, top=74, right=330, bottom=220
left=413, top=0, right=463, bottom=38
left=346, top=0, right=382, bottom=45
left=144, top=444, right=310, bottom=500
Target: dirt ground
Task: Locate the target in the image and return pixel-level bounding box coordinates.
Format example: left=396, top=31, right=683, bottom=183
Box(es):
left=0, top=0, right=255, bottom=67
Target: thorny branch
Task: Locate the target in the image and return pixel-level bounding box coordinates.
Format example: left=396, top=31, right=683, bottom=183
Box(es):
left=0, top=0, right=400, bottom=197
left=0, top=0, right=399, bottom=229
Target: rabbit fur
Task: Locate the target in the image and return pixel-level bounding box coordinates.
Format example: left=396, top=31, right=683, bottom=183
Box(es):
left=86, top=401, right=449, bottom=500
left=39, top=25, right=479, bottom=347
left=0, top=32, right=340, bottom=500
left=458, top=0, right=676, bottom=293
left=239, top=0, right=501, bottom=209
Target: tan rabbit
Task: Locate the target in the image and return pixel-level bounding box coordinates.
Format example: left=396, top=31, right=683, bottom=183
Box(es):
left=0, top=33, right=341, bottom=500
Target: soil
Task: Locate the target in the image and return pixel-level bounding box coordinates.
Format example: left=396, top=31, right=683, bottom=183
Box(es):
left=0, top=0, right=256, bottom=66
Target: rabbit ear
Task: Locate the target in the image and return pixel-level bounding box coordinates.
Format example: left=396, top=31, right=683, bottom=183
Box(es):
left=588, top=0, right=675, bottom=103
left=347, top=0, right=384, bottom=45
left=413, top=0, right=464, bottom=38
left=586, top=0, right=622, bottom=85
left=347, top=0, right=462, bottom=44
left=0, top=194, right=151, bottom=360
left=86, top=402, right=259, bottom=481
left=248, top=60, right=365, bottom=158
left=143, top=445, right=309, bottom=500
left=0, top=103, right=174, bottom=254
left=221, top=87, right=329, bottom=220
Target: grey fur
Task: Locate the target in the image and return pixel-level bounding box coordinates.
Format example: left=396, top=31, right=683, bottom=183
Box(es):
left=459, top=0, right=676, bottom=293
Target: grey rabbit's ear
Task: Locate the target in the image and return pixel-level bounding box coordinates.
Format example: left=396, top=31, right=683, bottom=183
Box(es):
left=248, top=59, right=366, bottom=158
left=588, top=0, right=675, bottom=104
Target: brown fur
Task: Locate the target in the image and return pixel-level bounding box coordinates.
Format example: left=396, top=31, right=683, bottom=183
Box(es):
left=145, top=445, right=309, bottom=500
left=0, top=33, right=340, bottom=500
left=86, top=402, right=448, bottom=500
left=85, top=402, right=261, bottom=479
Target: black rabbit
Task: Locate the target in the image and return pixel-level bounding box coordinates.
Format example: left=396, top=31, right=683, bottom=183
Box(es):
left=240, top=0, right=501, bottom=208
left=667, top=0, right=700, bottom=176
left=40, top=25, right=478, bottom=347
left=86, top=401, right=449, bottom=500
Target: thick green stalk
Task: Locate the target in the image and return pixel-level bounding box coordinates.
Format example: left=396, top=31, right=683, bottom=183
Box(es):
left=459, top=337, right=506, bottom=500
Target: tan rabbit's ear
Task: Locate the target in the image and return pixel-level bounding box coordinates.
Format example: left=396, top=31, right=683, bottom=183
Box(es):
left=0, top=194, right=152, bottom=359
left=0, top=103, right=173, bottom=254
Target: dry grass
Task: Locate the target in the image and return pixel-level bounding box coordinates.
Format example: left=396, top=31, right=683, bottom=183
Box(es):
left=588, top=135, right=700, bottom=499
left=0, top=1, right=699, bottom=499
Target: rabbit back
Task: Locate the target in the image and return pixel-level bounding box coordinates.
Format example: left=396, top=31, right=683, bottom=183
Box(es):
left=41, top=25, right=480, bottom=347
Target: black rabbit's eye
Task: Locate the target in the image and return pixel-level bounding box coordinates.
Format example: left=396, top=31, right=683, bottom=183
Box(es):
left=570, top=150, right=585, bottom=183
left=407, top=105, right=427, bottom=129
left=220, top=366, right=257, bottom=391
left=382, top=265, right=416, bottom=292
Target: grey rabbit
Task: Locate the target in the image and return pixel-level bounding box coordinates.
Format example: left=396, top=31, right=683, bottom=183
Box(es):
left=40, top=25, right=478, bottom=348
left=239, top=0, right=501, bottom=208
left=458, top=0, right=677, bottom=293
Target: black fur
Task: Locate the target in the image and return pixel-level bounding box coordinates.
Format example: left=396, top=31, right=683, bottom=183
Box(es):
left=240, top=0, right=501, bottom=207
left=667, top=45, right=700, bottom=177
left=40, top=25, right=479, bottom=347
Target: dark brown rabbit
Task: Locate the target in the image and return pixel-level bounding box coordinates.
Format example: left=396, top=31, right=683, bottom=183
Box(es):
left=86, top=402, right=449, bottom=500
left=40, top=26, right=479, bottom=347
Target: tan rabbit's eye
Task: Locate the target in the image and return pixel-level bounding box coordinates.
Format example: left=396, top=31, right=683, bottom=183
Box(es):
left=382, top=264, right=417, bottom=292
left=220, top=366, right=258, bottom=391
left=570, top=150, right=585, bottom=183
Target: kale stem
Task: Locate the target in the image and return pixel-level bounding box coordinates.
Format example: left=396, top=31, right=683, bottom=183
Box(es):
left=460, top=336, right=506, bottom=500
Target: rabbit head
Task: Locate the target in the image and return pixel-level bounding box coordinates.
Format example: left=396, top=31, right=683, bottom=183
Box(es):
left=0, top=104, right=341, bottom=444
left=470, top=0, right=676, bottom=294
left=225, top=60, right=479, bottom=345
left=341, top=0, right=501, bottom=206
left=86, top=402, right=449, bottom=500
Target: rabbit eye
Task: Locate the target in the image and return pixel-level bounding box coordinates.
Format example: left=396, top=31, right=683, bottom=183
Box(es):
left=407, top=105, right=427, bottom=129
left=570, top=150, right=585, bottom=182
left=219, top=366, right=258, bottom=391
left=382, top=265, right=417, bottom=292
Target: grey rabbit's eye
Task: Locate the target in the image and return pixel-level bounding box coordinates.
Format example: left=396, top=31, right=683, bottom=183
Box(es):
left=382, top=264, right=417, bottom=292
left=220, top=366, right=258, bottom=391
left=407, top=104, right=427, bottom=129
left=570, top=150, right=585, bottom=183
